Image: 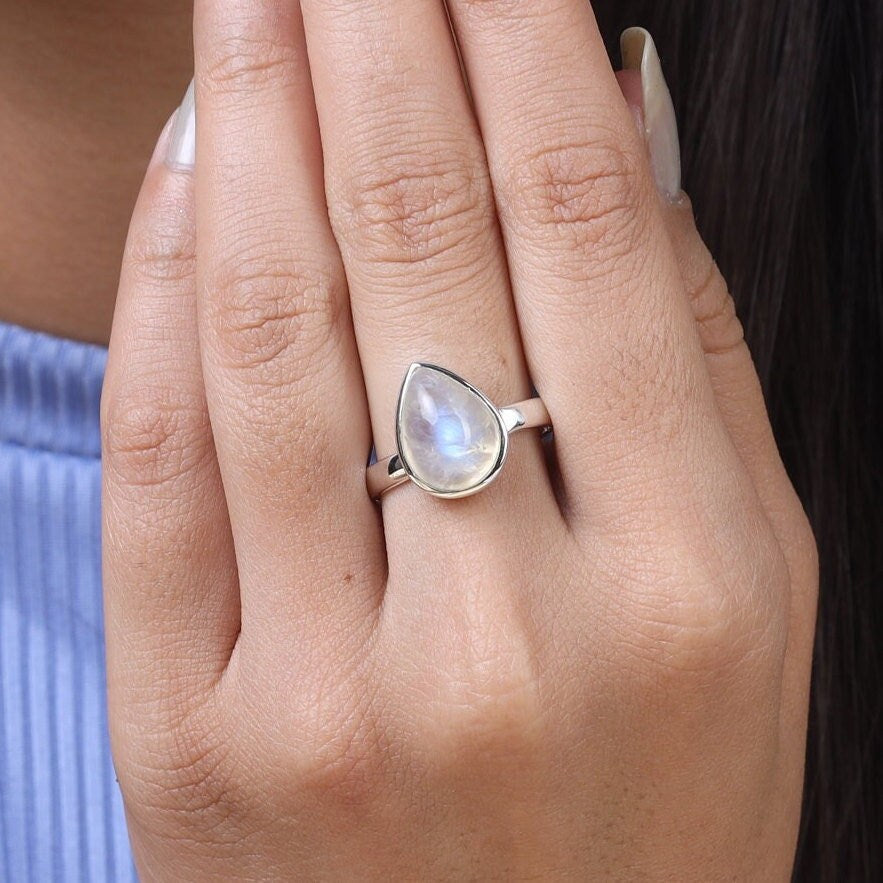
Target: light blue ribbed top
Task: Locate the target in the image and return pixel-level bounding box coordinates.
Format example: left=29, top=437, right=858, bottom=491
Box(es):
left=0, top=320, right=137, bottom=881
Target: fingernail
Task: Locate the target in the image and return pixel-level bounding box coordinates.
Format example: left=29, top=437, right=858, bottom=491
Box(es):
left=620, top=28, right=681, bottom=202
left=165, top=80, right=196, bottom=171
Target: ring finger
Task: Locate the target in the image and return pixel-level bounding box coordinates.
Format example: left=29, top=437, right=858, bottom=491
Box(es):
left=300, top=0, right=560, bottom=548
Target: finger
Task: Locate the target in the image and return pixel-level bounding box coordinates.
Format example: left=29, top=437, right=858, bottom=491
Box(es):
left=616, top=37, right=817, bottom=815
left=445, top=2, right=739, bottom=522
left=663, top=200, right=818, bottom=661
left=300, top=0, right=559, bottom=535
left=614, top=29, right=817, bottom=647
left=102, top=99, right=238, bottom=718
left=665, top=202, right=810, bottom=544
left=193, top=0, right=384, bottom=647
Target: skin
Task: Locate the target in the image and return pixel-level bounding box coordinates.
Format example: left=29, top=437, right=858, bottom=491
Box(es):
left=9, top=0, right=818, bottom=879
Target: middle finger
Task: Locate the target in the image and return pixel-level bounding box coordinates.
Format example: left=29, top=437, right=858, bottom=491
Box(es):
left=446, top=1, right=743, bottom=530
left=194, top=0, right=382, bottom=646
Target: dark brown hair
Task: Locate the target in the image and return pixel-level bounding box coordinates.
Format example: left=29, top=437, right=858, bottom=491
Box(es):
left=596, top=2, right=882, bottom=879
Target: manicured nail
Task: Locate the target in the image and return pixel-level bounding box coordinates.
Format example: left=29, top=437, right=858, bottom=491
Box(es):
left=165, top=80, right=195, bottom=171
left=620, top=28, right=681, bottom=202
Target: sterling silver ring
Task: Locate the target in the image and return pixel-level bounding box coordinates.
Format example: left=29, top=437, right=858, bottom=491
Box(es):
left=367, top=363, right=551, bottom=500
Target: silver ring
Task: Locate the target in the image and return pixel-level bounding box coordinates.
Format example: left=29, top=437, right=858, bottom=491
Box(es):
left=367, top=363, right=551, bottom=500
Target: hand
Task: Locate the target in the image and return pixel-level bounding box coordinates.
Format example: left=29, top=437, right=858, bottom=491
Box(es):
left=102, top=1, right=817, bottom=879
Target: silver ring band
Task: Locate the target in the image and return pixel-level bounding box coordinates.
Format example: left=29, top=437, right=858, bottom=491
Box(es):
left=367, top=363, right=551, bottom=500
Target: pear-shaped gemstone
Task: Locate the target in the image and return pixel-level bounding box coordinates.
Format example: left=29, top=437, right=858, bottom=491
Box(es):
left=397, top=365, right=505, bottom=495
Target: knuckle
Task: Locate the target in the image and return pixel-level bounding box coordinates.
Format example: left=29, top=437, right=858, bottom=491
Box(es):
left=507, top=135, right=645, bottom=252
left=416, top=610, right=543, bottom=770
left=437, top=679, right=540, bottom=760
left=629, top=590, right=751, bottom=682
left=617, top=530, right=790, bottom=687
left=458, top=0, right=535, bottom=23
left=207, top=257, right=342, bottom=381
left=113, top=699, right=242, bottom=840
left=102, top=388, right=211, bottom=490
left=125, top=205, right=195, bottom=287
left=688, top=258, right=746, bottom=358
left=332, top=149, right=492, bottom=267
left=780, top=496, right=819, bottom=607
left=200, top=32, right=300, bottom=95
left=263, top=683, right=386, bottom=812
left=419, top=682, right=542, bottom=780
left=289, top=727, right=381, bottom=810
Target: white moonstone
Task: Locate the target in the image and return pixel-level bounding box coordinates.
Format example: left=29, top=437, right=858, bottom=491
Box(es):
left=397, top=365, right=504, bottom=495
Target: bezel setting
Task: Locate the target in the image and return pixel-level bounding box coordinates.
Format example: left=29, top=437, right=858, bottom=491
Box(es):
left=394, top=363, right=509, bottom=499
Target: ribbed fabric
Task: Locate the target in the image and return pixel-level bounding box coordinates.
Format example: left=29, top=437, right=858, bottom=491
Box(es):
left=0, top=321, right=137, bottom=882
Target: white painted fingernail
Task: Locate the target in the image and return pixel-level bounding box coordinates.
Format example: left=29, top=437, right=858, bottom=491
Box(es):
left=620, top=28, right=681, bottom=202
left=165, top=80, right=196, bottom=171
